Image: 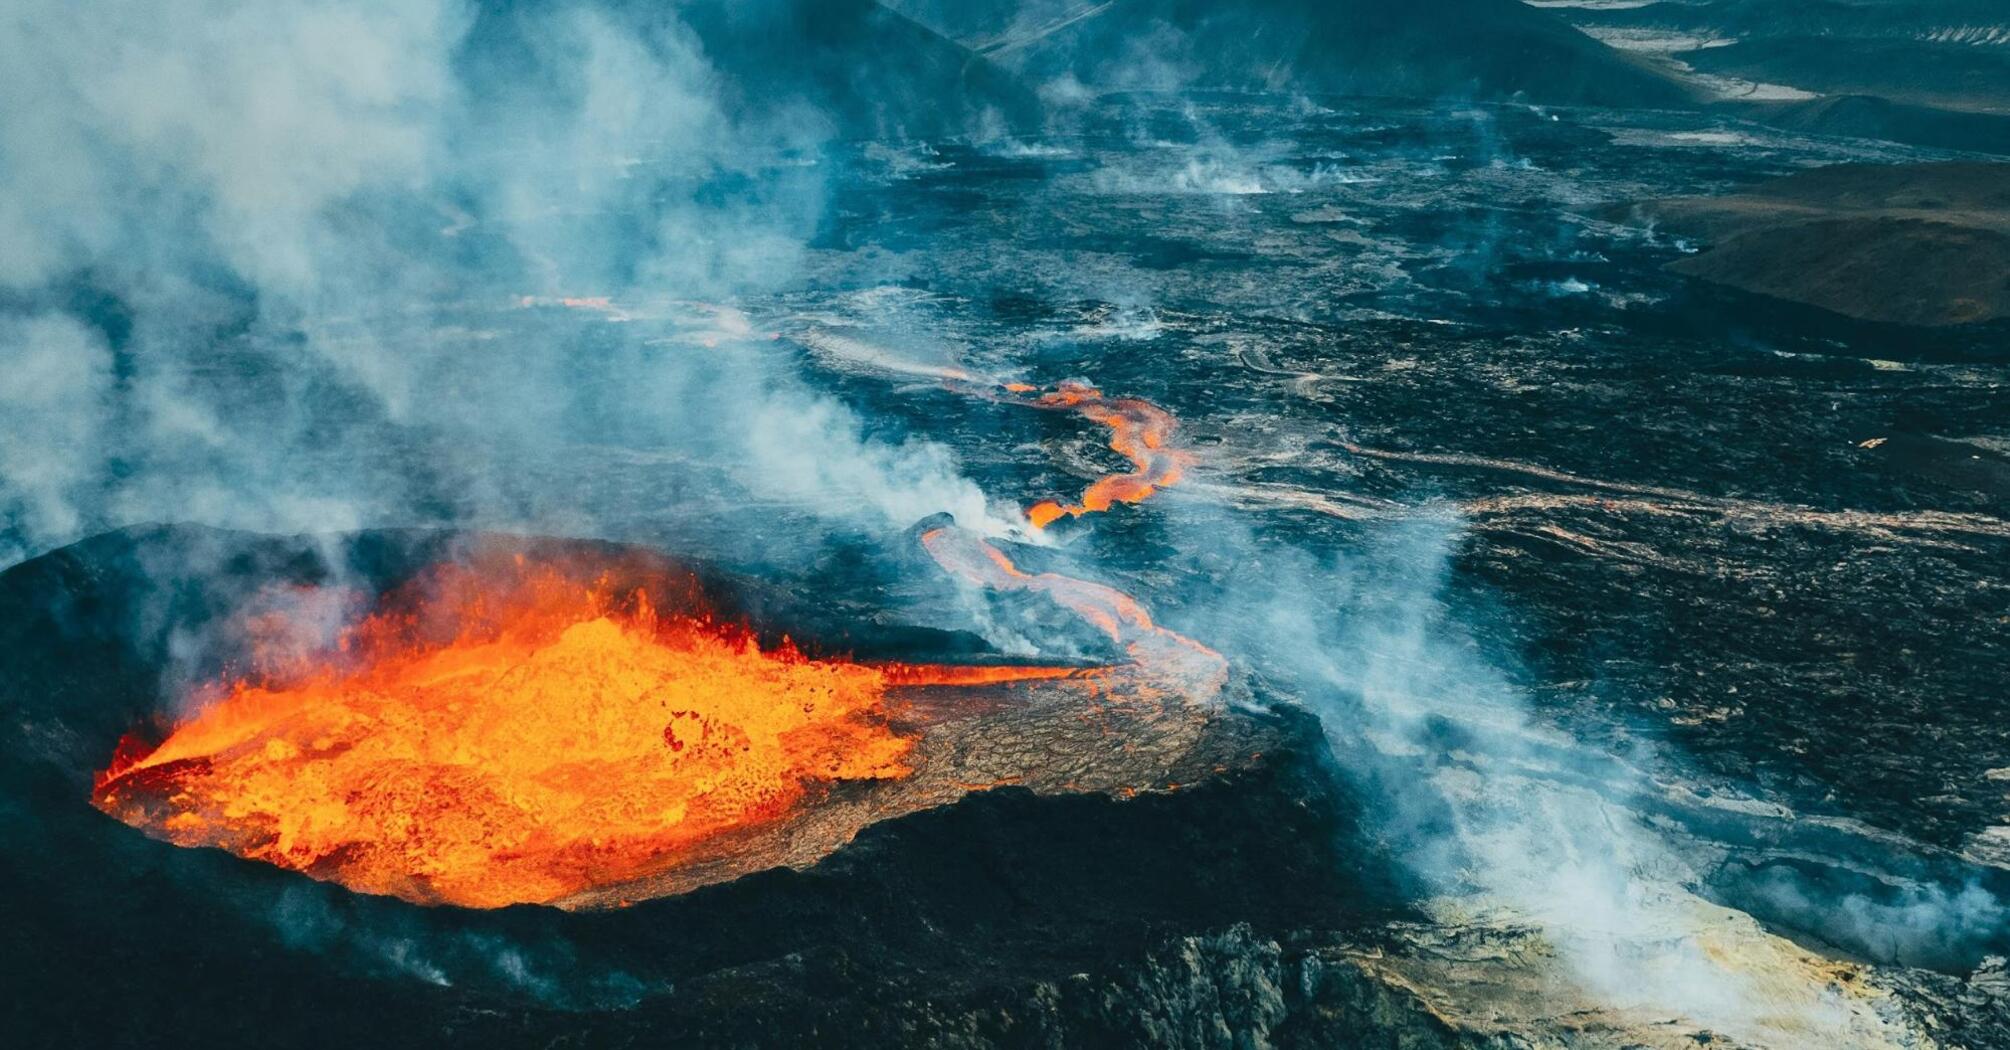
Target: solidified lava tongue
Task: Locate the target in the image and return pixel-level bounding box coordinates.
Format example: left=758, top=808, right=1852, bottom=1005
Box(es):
left=91, top=556, right=1077, bottom=908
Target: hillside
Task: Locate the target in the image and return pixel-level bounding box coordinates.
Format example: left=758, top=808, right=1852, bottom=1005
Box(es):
left=1621, top=162, right=2010, bottom=326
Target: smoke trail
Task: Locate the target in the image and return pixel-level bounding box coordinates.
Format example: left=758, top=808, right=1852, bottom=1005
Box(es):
left=1178, top=506, right=1899, bottom=1041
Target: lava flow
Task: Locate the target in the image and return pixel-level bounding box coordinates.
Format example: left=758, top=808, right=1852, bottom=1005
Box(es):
left=92, top=557, right=1076, bottom=908
left=912, top=368, right=1223, bottom=702
left=920, top=526, right=1227, bottom=703
left=1022, top=382, right=1192, bottom=528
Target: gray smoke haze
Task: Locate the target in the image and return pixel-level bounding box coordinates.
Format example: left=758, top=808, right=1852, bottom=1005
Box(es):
left=1736, top=867, right=2010, bottom=972
left=0, top=0, right=1010, bottom=568
left=265, top=880, right=652, bottom=1008
left=0, top=313, right=115, bottom=551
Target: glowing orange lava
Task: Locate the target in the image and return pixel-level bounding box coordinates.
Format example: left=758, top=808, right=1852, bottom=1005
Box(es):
left=1019, top=382, right=1191, bottom=528
left=93, top=557, right=1075, bottom=908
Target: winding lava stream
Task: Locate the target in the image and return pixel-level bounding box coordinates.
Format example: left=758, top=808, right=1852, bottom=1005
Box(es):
left=1012, top=381, right=1192, bottom=530
left=917, top=370, right=1226, bottom=705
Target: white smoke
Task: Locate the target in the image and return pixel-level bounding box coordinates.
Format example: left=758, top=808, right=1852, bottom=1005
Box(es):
left=0, top=0, right=463, bottom=294
left=0, top=0, right=998, bottom=569
left=0, top=313, right=115, bottom=563
left=1180, top=507, right=1903, bottom=1043
left=739, top=385, right=1002, bottom=534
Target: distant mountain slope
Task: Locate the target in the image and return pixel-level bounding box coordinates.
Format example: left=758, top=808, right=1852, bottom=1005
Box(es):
left=1572, top=0, right=2010, bottom=113
left=1553, top=0, right=2010, bottom=51
left=459, top=0, right=1040, bottom=141
left=890, top=0, right=1699, bottom=107
left=1683, top=35, right=2010, bottom=116
left=1538, top=0, right=2010, bottom=149
left=1726, top=94, right=2010, bottom=156
left=1618, top=162, right=2010, bottom=326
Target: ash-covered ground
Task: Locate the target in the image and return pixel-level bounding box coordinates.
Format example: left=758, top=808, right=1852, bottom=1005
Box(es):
left=3, top=5, right=2009, bottom=1047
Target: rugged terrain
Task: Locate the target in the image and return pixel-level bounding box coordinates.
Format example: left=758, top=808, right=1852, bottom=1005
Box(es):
left=3, top=4, right=2007, bottom=1047
left=1540, top=0, right=2010, bottom=116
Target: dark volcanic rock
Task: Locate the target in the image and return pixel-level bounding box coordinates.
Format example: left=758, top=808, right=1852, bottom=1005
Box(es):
left=1889, top=956, right=2010, bottom=1050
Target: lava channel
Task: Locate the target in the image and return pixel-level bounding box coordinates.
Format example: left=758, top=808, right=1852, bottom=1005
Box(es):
left=1020, top=381, right=1192, bottom=529
left=92, top=557, right=1079, bottom=908
left=923, top=372, right=1221, bottom=703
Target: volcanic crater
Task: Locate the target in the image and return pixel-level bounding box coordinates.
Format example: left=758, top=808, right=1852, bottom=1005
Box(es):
left=54, top=526, right=1255, bottom=911
left=2, top=523, right=1413, bottom=1047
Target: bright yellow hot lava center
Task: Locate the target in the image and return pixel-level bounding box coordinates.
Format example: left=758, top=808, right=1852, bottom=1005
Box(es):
left=93, top=561, right=920, bottom=908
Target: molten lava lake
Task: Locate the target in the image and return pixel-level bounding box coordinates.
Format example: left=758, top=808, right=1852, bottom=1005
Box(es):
left=88, top=540, right=1123, bottom=909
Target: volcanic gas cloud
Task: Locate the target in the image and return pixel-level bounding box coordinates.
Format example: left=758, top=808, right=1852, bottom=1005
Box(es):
left=93, top=556, right=1068, bottom=908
